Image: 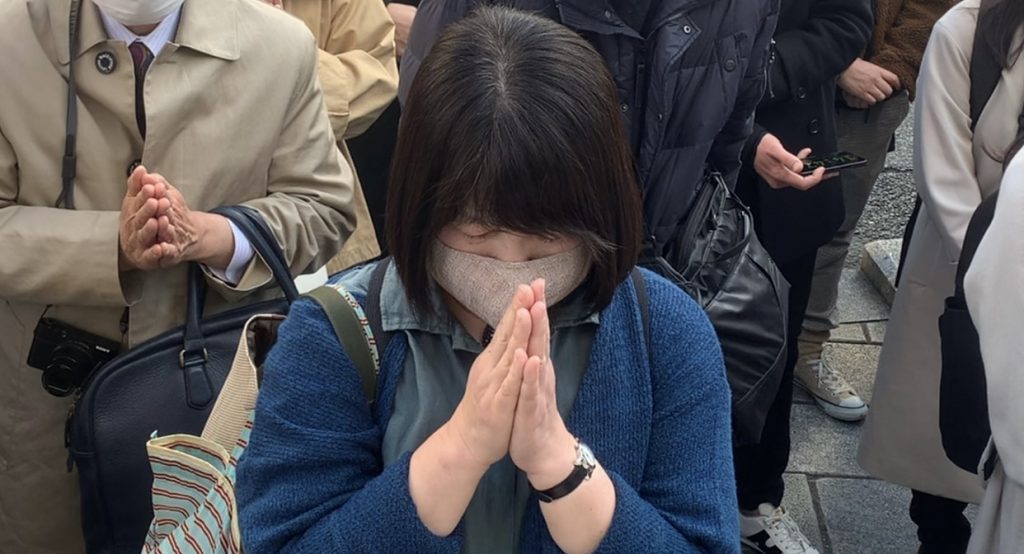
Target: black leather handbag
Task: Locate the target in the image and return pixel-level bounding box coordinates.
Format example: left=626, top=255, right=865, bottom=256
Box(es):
left=938, top=191, right=998, bottom=477
left=641, top=171, right=790, bottom=445
left=66, top=206, right=299, bottom=553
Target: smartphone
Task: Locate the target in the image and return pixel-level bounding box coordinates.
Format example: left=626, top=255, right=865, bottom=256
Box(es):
left=799, top=151, right=868, bottom=176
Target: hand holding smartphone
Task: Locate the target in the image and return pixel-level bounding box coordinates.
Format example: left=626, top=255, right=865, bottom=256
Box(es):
left=799, top=151, right=867, bottom=176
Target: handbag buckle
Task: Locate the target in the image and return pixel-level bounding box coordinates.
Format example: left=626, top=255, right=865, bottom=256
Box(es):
left=178, top=347, right=209, bottom=368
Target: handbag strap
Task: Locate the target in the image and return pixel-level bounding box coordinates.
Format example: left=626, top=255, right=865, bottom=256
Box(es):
left=177, top=206, right=298, bottom=409
left=212, top=205, right=299, bottom=302
left=630, top=268, right=650, bottom=356
left=200, top=314, right=281, bottom=452
left=306, top=285, right=380, bottom=405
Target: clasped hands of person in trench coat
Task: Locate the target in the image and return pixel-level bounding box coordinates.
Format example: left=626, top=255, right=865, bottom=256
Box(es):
left=118, top=165, right=235, bottom=272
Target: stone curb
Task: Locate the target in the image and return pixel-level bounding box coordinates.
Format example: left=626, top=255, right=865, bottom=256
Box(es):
left=860, top=239, right=901, bottom=306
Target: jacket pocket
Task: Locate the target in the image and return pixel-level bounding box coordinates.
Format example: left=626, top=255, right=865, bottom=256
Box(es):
left=714, top=33, right=746, bottom=109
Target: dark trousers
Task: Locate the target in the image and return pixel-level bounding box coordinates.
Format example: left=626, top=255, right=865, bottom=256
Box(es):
left=734, top=251, right=818, bottom=511
left=910, top=490, right=970, bottom=553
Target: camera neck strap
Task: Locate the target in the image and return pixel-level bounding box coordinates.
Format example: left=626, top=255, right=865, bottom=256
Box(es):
left=57, top=0, right=82, bottom=210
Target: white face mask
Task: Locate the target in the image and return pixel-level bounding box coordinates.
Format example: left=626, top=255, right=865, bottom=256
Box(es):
left=429, top=240, right=592, bottom=328
left=92, top=0, right=185, bottom=26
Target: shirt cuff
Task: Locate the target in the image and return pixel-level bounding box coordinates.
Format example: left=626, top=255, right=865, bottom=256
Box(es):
left=208, top=221, right=255, bottom=286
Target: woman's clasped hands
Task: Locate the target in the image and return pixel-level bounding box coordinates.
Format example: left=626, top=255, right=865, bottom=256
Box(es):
left=447, top=278, right=579, bottom=489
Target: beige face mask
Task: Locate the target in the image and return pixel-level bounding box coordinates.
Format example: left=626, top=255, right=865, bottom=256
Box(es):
left=429, top=240, right=593, bottom=328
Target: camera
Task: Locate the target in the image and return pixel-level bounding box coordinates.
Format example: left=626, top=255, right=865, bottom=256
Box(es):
left=27, top=318, right=120, bottom=397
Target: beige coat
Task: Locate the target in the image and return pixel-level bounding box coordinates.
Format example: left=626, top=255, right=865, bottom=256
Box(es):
left=281, top=0, right=399, bottom=271
left=964, top=154, right=1024, bottom=553
left=0, top=0, right=356, bottom=551
left=858, top=0, right=1023, bottom=503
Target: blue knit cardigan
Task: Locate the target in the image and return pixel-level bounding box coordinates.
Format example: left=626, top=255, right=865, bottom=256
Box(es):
left=236, top=268, right=739, bottom=553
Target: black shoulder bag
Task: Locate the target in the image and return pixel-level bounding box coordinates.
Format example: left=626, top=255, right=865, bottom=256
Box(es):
left=67, top=206, right=300, bottom=553
left=641, top=170, right=790, bottom=445
left=938, top=191, right=999, bottom=477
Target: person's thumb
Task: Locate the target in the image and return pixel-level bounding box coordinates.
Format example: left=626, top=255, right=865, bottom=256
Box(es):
left=127, top=165, right=147, bottom=196
left=490, top=285, right=535, bottom=350
left=787, top=148, right=811, bottom=173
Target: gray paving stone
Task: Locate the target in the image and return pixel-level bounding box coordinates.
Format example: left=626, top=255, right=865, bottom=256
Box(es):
left=816, top=478, right=918, bottom=554
left=829, top=323, right=868, bottom=343
left=782, top=473, right=824, bottom=550
left=861, top=239, right=901, bottom=306
left=865, top=321, right=887, bottom=344
left=822, top=343, right=880, bottom=403
left=848, top=172, right=917, bottom=270
left=788, top=405, right=867, bottom=477
left=835, top=269, right=890, bottom=324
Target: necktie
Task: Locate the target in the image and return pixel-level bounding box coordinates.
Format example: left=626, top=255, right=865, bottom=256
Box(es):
left=128, top=41, right=154, bottom=138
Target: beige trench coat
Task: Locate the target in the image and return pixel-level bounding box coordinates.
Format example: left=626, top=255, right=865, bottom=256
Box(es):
left=0, top=0, right=356, bottom=551
left=858, top=0, right=1023, bottom=504
left=281, top=0, right=399, bottom=271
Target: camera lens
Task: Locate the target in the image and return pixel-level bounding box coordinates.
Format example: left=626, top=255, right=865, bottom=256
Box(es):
left=42, top=342, right=94, bottom=397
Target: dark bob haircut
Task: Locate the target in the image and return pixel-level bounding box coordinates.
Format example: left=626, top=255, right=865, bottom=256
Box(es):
left=386, top=6, right=643, bottom=312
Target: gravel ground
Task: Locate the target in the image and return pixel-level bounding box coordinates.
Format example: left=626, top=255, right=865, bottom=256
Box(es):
left=845, top=108, right=918, bottom=268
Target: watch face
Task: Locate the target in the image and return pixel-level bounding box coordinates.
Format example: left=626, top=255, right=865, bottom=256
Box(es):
left=578, top=442, right=597, bottom=469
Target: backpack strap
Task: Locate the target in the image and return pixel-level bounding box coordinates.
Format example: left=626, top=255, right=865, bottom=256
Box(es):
left=364, top=258, right=393, bottom=360
left=954, top=190, right=1001, bottom=300
left=970, top=10, right=1002, bottom=132
left=630, top=268, right=651, bottom=355
left=306, top=285, right=380, bottom=405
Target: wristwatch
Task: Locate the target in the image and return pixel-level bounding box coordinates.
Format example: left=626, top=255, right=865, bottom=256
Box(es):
left=532, top=438, right=597, bottom=503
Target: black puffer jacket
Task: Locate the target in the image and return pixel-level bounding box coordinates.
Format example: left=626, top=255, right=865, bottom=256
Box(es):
left=400, top=0, right=779, bottom=254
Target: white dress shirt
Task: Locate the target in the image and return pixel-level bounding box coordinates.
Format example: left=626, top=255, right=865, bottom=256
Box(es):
left=98, top=6, right=255, bottom=285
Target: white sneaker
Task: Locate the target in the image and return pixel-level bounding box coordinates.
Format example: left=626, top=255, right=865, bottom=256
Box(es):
left=740, top=504, right=820, bottom=554
left=794, top=357, right=868, bottom=422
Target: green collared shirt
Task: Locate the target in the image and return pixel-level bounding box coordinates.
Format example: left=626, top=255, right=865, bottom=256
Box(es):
left=360, top=263, right=598, bottom=552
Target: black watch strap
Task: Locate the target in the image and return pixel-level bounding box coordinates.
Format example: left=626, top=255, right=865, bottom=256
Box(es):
left=533, top=463, right=594, bottom=503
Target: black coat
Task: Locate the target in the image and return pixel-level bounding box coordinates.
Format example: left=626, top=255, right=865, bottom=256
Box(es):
left=401, top=0, right=779, bottom=254
left=736, top=0, right=872, bottom=265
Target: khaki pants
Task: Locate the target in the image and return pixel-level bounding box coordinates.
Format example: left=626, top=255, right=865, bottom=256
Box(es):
left=799, top=92, right=910, bottom=353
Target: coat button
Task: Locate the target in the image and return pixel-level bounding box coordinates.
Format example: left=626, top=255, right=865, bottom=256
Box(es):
left=657, top=113, right=664, bottom=121
left=807, top=118, right=821, bottom=135
left=724, top=59, right=737, bottom=72
left=95, top=51, right=117, bottom=74
left=620, top=103, right=629, bottom=113
left=126, top=159, right=142, bottom=176
left=796, top=87, right=807, bottom=100
left=603, top=10, right=613, bottom=20
left=682, top=25, right=693, bottom=34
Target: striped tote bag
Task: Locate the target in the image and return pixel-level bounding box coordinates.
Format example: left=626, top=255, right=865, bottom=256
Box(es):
left=141, top=283, right=379, bottom=553
left=142, top=422, right=251, bottom=553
